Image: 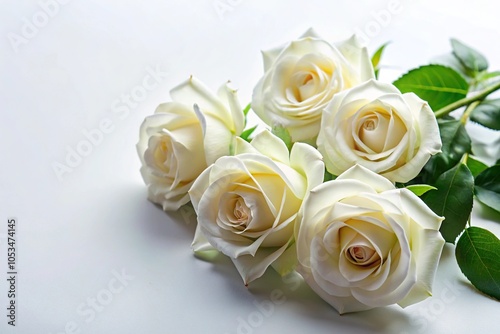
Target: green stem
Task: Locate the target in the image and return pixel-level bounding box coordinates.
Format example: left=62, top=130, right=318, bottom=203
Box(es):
left=460, top=100, right=481, bottom=125
left=434, top=80, right=500, bottom=118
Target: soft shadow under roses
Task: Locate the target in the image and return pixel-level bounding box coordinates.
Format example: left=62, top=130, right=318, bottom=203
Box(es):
left=143, top=201, right=413, bottom=333
left=129, top=182, right=466, bottom=333
left=189, top=225, right=414, bottom=333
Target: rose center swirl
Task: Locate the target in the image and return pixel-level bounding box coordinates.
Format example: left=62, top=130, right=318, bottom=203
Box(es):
left=346, top=245, right=376, bottom=265
left=363, top=118, right=376, bottom=131
left=151, top=136, right=174, bottom=174
left=290, top=71, right=317, bottom=102
left=233, top=198, right=250, bottom=223
left=221, top=196, right=252, bottom=231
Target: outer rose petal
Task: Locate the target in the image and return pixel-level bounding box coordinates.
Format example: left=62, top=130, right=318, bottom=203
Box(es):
left=390, top=189, right=445, bottom=307
left=170, top=76, right=232, bottom=126
left=335, top=34, right=375, bottom=82
left=193, top=104, right=233, bottom=164
left=217, top=81, right=245, bottom=135
left=289, top=142, right=325, bottom=192
left=232, top=235, right=294, bottom=284
left=192, top=225, right=215, bottom=252
left=336, top=164, right=394, bottom=193
left=300, top=27, right=322, bottom=39
left=249, top=130, right=290, bottom=165
left=172, top=76, right=244, bottom=164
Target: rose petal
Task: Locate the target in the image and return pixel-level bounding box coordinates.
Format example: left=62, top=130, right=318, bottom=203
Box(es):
left=335, top=34, right=375, bottom=82
left=398, top=228, right=444, bottom=307
left=336, top=165, right=395, bottom=192
left=250, top=130, right=290, bottom=165
left=192, top=225, right=216, bottom=252
left=232, top=236, right=293, bottom=284
left=289, top=142, right=325, bottom=193
left=233, top=136, right=259, bottom=155
left=217, top=81, right=245, bottom=135
left=170, top=76, right=232, bottom=128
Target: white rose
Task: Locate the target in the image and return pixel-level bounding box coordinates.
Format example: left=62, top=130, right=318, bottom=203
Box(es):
left=295, top=165, right=445, bottom=314
left=317, top=79, right=442, bottom=183
left=137, top=76, right=244, bottom=211
left=251, top=28, right=374, bottom=143
left=190, top=130, right=324, bottom=284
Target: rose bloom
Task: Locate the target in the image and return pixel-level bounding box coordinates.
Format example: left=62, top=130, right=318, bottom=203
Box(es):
left=137, top=76, right=244, bottom=211
left=252, top=28, right=374, bottom=143
left=295, top=165, right=445, bottom=314
left=190, top=130, right=324, bottom=284
left=317, top=79, right=442, bottom=183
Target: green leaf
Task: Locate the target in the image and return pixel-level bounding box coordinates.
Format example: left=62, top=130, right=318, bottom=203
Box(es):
left=239, top=125, right=258, bottom=142
left=451, top=38, right=489, bottom=73
left=405, top=184, right=437, bottom=196
left=271, top=125, right=292, bottom=150
left=423, top=163, right=474, bottom=243
left=456, top=226, right=500, bottom=301
left=474, top=165, right=500, bottom=213
left=423, top=119, right=471, bottom=183
left=371, top=42, right=389, bottom=69
left=467, top=156, right=489, bottom=177
left=431, top=52, right=475, bottom=80
left=470, top=99, right=500, bottom=130
left=393, top=65, right=469, bottom=111
left=243, top=103, right=251, bottom=116
left=371, top=42, right=390, bottom=79
left=324, top=170, right=335, bottom=182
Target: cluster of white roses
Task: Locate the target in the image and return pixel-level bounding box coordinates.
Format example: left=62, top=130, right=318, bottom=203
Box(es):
left=137, top=29, right=445, bottom=314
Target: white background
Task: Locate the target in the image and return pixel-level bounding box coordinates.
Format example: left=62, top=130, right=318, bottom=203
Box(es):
left=1, top=0, right=500, bottom=333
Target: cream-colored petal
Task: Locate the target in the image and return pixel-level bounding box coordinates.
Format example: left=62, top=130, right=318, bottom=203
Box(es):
left=188, top=162, right=217, bottom=214
left=193, top=104, right=233, bottom=165
left=218, top=81, right=245, bottom=134
left=271, top=242, right=298, bottom=276
left=393, top=189, right=444, bottom=230
left=137, top=103, right=198, bottom=158
left=289, top=142, right=325, bottom=193
left=309, top=236, right=351, bottom=293
left=170, top=76, right=232, bottom=127
left=356, top=112, right=392, bottom=153
left=233, top=136, right=259, bottom=155
left=398, top=229, right=444, bottom=307
left=142, top=169, right=192, bottom=211
left=250, top=130, right=290, bottom=164
left=335, top=79, right=400, bottom=107
left=300, top=27, right=322, bottom=39
left=232, top=237, right=293, bottom=284
left=384, top=97, right=442, bottom=182
left=242, top=155, right=306, bottom=203
left=350, top=215, right=413, bottom=307
left=262, top=45, right=285, bottom=71
left=299, top=179, right=376, bottom=231
left=192, top=224, right=216, bottom=252
left=336, top=165, right=395, bottom=192
left=298, top=262, right=373, bottom=314
left=335, top=34, right=375, bottom=81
